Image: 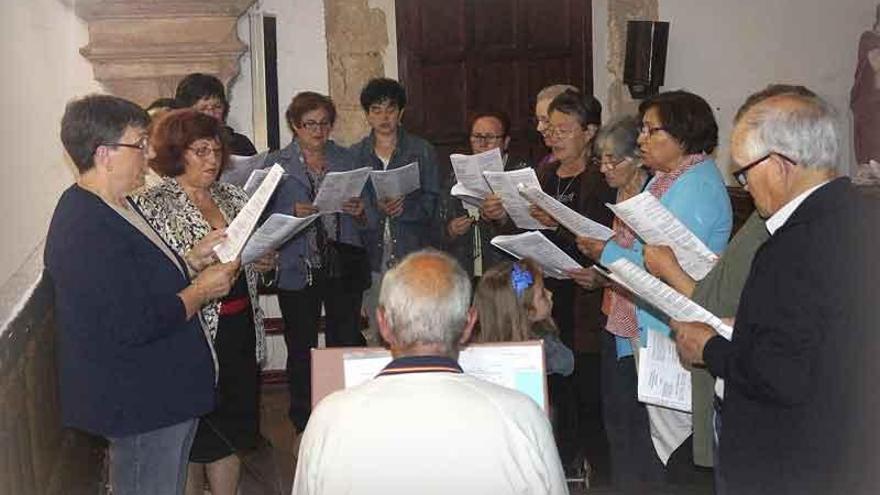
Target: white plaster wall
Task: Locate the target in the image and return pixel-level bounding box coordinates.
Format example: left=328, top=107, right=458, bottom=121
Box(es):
left=228, top=0, right=331, bottom=149
left=656, top=0, right=872, bottom=175
left=0, top=0, right=101, bottom=323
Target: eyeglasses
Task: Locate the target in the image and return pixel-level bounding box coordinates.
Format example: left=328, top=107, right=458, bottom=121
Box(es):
left=470, top=133, right=504, bottom=143
left=546, top=126, right=580, bottom=139
left=638, top=123, right=666, bottom=137
left=732, top=151, right=795, bottom=187
left=298, top=120, right=332, bottom=132
left=597, top=156, right=630, bottom=170
left=187, top=145, right=223, bottom=158
left=194, top=103, right=225, bottom=113
left=101, top=135, right=149, bottom=155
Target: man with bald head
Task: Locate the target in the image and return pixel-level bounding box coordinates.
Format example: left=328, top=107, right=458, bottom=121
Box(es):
left=292, top=250, right=568, bottom=495
left=672, top=91, right=880, bottom=493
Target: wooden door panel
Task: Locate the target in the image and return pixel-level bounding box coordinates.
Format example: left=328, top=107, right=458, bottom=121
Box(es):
left=418, top=0, right=467, bottom=52
left=397, top=0, right=591, bottom=168
left=473, top=0, right=518, bottom=49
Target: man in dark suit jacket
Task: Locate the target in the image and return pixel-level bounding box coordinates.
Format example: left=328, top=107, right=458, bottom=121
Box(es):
left=672, top=91, right=880, bottom=494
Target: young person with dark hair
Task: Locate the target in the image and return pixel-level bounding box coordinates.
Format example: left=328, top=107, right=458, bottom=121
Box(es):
left=175, top=73, right=257, bottom=156
left=349, top=78, right=440, bottom=341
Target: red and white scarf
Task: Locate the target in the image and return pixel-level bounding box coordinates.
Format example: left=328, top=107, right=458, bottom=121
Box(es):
left=603, top=153, right=707, bottom=339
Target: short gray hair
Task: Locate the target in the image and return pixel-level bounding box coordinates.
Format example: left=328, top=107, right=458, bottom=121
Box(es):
left=537, top=84, right=579, bottom=103
left=593, top=115, right=641, bottom=160
left=741, top=93, right=840, bottom=171
left=378, top=250, right=472, bottom=352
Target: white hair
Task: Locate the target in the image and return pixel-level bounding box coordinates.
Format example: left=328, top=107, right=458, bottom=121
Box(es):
left=537, top=84, right=579, bottom=103
left=741, top=94, right=840, bottom=171
left=378, top=250, right=472, bottom=352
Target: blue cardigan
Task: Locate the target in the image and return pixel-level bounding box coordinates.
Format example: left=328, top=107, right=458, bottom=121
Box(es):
left=44, top=185, right=215, bottom=437
left=600, top=159, right=733, bottom=356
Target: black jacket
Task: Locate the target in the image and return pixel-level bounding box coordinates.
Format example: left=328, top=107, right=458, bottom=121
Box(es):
left=704, top=178, right=880, bottom=494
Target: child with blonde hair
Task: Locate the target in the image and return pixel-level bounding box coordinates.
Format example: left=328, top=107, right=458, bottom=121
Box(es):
left=474, top=259, right=574, bottom=376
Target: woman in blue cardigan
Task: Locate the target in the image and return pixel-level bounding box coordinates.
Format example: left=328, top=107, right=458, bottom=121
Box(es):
left=45, top=95, right=239, bottom=495
left=577, top=90, right=732, bottom=482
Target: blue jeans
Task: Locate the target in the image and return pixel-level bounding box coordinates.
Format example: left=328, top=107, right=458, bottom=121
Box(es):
left=108, top=418, right=198, bottom=495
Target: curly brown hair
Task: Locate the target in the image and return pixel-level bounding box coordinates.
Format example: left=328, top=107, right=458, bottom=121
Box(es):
left=149, top=108, right=229, bottom=177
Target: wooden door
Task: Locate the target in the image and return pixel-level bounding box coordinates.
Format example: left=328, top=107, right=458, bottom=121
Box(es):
left=395, top=0, right=592, bottom=170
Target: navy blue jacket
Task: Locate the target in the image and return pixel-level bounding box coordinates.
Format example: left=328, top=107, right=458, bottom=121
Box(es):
left=44, top=185, right=215, bottom=437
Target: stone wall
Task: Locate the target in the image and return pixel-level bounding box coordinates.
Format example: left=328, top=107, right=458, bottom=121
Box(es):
left=324, top=0, right=390, bottom=145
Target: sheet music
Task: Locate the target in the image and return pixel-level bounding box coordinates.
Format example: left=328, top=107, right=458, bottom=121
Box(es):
left=220, top=151, right=269, bottom=188
left=214, top=164, right=284, bottom=263
left=312, top=167, right=371, bottom=213
left=490, top=231, right=582, bottom=279
left=341, top=342, right=547, bottom=412
left=369, top=161, right=420, bottom=199
left=606, top=192, right=718, bottom=280
left=449, top=147, right=504, bottom=197
left=638, top=329, right=692, bottom=413
left=240, top=213, right=319, bottom=264
left=450, top=182, right=485, bottom=208
left=483, top=168, right=552, bottom=230
left=595, top=258, right=733, bottom=340
left=518, top=185, right=614, bottom=240
left=243, top=169, right=269, bottom=197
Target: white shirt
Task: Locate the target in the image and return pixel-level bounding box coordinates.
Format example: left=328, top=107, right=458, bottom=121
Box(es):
left=292, top=372, right=568, bottom=495
left=765, top=181, right=830, bottom=235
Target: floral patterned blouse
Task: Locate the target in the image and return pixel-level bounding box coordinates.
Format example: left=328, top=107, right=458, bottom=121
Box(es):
left=132, top=178, right=265, bottom=363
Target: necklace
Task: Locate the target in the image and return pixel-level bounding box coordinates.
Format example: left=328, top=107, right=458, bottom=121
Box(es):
left=556, top=173, right=579, bottom=200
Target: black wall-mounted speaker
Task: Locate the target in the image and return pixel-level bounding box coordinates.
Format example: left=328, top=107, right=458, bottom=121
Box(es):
left=624, top=21, right=669, bottom=99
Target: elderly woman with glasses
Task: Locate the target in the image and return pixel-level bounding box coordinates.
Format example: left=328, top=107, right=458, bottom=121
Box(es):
left=522, top=90, right=616, bottom=480
left=576, top=90, right=732, bottom=480
left=132, top=109, right=273, bottom=495
left=262, top=91, right=369, bottom=435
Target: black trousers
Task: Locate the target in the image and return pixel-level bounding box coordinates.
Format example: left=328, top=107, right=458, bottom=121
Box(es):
left=600, top=330, right=667, bottom=490
left=277, top=278, right=365, bottom=432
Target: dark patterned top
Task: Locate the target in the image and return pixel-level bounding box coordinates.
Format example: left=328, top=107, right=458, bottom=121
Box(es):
left=132, top=178, right=265, bottom=362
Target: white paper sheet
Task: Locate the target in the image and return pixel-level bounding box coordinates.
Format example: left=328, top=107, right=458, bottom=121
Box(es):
left=220, top=151, right=269, bottom=189
left=606, top=192, right=718, bottom=280
left=240, top=213, right=319, bottom=264
left=450, top=182, right=485, bottom=208
left=638, top=329, right=692, bottom=413
left=449, top=147, right=504, bottom=197
left=242, top=168, right=269, bottom=197
left=595, top=258, right=733, bottom=340
left=369, top=161, right=420, bottom=199
left=490, top=231, right=582, bottom=279
left=341, top=342, right=547, bottom=412
left=518, top=185, right=614, bottom=240
left=312, top=167, right=371, bottom=213
left=483, top=168, right=552, bottom=230
left=214, top=163, right=284, bottom=263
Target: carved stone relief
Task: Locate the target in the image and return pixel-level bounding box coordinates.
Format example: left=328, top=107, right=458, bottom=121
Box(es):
left=72, top=0, right=256, bottom=106
left=324, top=0, right=389, bottom=145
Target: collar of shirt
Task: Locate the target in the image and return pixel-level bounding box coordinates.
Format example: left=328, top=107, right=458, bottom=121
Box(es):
left=377, top=355, right=463, bottom=377
left=766, top=180, right=830, bottom=235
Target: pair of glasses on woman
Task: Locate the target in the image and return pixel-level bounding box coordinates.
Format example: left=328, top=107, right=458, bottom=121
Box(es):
left=298, top=120, right=332, bottom=132
left=100, top=135, right=150, bottom=155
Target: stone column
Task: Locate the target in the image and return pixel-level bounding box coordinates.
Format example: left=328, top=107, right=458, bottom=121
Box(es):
left=605, top=0, right=659, bottom=117
left=323, top=0, right=390, bottom=145
left=73, top=0, right=256, bottom=106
